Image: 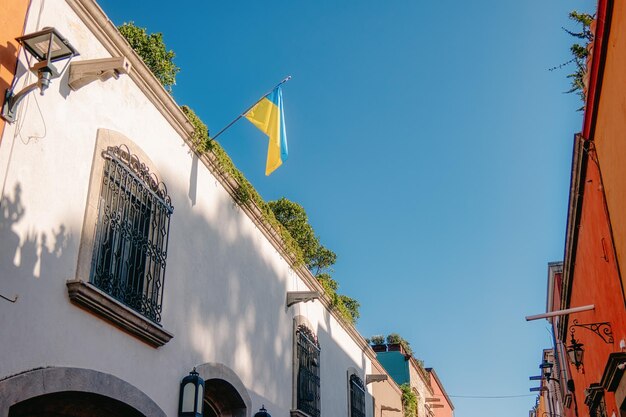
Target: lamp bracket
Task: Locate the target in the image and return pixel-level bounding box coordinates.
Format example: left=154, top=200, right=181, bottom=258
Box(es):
left=1, top=62, right=61, bottom=123
left=365, top=374, right=388, bottom=384
left=570, top=319, right=614, bottom=344
left=286, top=291, right=320, bottom=307
left=68, top=57, right=131, bottom=91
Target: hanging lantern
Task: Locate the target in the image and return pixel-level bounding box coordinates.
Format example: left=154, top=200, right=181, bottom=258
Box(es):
left=567, top=333, right=585, bottom=370
left=179, top=368, right=204, bottom=417
left=254, top=405, right=272, bottom=417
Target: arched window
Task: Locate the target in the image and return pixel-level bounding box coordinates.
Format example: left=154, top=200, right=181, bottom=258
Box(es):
left=90, top=144, right=173, bottom=323
left=296, top=324, right=320, bottom=417
left=349, top=374, right=365, bottom=417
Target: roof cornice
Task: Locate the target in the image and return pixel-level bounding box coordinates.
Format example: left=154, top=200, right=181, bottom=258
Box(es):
left=560, top=134, right=588, bottom=340
left=582, top=0, right=612, bottom=140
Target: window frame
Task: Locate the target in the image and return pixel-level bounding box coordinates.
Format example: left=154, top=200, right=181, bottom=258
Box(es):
left=348, top=373, right=365, bottom=417
left=68, top=129, right=173, bottom=347
left=292, top=317, right=320, bottom=417
left=89, top=143, right=173, bottom=323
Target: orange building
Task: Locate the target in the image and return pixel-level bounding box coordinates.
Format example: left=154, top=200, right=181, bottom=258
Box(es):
left=546, top=1, right=626, bottom=416
left=426, top=369, right=454, bottom=417
left=0, top=0, right=30, bottom=140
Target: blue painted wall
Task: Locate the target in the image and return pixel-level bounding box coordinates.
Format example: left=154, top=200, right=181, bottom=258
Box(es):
left=376, top=351, right=409, bottom=385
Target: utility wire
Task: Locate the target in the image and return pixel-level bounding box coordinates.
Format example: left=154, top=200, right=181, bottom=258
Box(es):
left=449, top=394, right=537, bottom=399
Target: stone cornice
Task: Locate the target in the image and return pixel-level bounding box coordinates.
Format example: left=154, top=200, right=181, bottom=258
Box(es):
left=65, top=0, right=194, bottom=139
left=560, top=134, right=588, bottom=341
left=65, top=0, right=376, bottom=362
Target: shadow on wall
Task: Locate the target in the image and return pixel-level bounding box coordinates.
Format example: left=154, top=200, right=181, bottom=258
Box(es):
left=0, top=183, right=74, bottom=301
left=0, top=40, right=18, bottom=97
left=167, top=180, right=295, bottom=405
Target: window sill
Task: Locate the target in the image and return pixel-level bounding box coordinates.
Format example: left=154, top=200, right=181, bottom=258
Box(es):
left=66, top=280, right=173, bottom=348
left=290, top=410, right=314, bottom=417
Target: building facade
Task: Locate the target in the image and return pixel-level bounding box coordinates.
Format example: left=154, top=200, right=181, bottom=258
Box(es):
left=534, top=1, right=626, bottom=416
left=0, top=1, right=407, bottom=416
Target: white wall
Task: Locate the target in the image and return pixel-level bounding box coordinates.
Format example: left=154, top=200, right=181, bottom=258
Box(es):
left=0, top=1, right=373, bottom=416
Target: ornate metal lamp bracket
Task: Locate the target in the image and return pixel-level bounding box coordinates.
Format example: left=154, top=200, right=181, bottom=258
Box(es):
left=570, top=319, right=613, bottom=344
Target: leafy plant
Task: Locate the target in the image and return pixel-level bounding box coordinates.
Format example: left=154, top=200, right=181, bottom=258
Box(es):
left=118, top=22, right=179, bottom=91
left=370, top=335, right=385, bottom=345
left=180, top=105, right=305, bottom=264
left=269, top=198, right=319, bottom=264
left=560, top=11, right=594, bottom=105
left=386, top=333, right=413, bottom=356
left=317, top=274, right=360, bottom=324
left=400, top=383, right=418, bottom=417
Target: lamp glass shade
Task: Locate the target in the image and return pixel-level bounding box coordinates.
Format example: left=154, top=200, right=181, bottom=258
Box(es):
left=17, top=27, right=77, bottom=62
left=179, top=369, right=204, bottom=417
left=181, top=382, right=196, bottom=413
left=196, top=384, right=204, bottom=412
left=567, top=341, right=584, bottom=368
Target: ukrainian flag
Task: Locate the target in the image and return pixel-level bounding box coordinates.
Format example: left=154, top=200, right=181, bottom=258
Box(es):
left=245, top=87, right=288, bottom=175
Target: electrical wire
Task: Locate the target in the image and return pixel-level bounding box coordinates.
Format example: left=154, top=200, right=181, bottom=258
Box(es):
left=449, top=394, right=537, bottom=399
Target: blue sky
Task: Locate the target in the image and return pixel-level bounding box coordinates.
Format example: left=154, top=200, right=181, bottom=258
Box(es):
left=98, top=1, right=591, bottom=415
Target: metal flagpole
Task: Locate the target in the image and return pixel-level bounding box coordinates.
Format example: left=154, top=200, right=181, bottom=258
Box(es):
left=207, top=75, right=292, bottom=144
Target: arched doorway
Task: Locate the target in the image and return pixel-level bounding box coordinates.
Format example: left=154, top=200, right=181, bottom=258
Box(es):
left=195, top=363, right=251, bottom=417
left=0, top=367, right=166, bottom=417
left=8, top=391, right=145, bottom=417
left=203, top=378, right=247, bottom=417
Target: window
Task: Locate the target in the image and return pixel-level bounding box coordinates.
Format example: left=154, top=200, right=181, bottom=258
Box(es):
left=296, top=324, right=320, bottom=417
left=349, top=374, right=365, bottom=417
left=586, top=384, right=608, bottom=417
left=90, top=144, right=173, bottom=323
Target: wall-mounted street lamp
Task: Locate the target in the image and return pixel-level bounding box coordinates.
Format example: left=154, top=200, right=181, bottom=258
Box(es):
left=254, top=405, right=272, bottom=417
left=179, top=368, right=205, bottom=417
left=2, top=27, right=78, bottom=123
left=540, top=361, right=560, bottom=383
left=567, top=333, right=585, bottom=371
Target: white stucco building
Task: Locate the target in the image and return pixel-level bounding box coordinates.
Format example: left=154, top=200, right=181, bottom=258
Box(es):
left=0, top=1, right=392, bottom=416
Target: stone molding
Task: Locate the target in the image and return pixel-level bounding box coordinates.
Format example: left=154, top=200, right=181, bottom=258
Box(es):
left=67, top=280, right=173, bottom=347
left=601, top=352, right=626, bottom=391
left=290, top=410, right=313, bottom=417
left=0, top=367, right=166, bottom=416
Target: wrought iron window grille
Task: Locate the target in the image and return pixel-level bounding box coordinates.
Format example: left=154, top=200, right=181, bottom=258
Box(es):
left=90, top=145, right=173, bottom=323
left=296, top=325, right=321, bottom=417
left=349, top=375, right=365, bottom=417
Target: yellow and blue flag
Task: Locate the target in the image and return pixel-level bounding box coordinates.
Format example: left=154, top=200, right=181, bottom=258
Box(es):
left=245, top=87, right=288, bottom=175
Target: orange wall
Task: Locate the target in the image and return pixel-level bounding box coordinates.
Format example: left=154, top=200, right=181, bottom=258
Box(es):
left=594, top=0, right=626, bottom=303
left=0, top=0, right=30, bottom=140
left=567, top=151, right=626, bottom=416
left=428, top=371, right=453, bottom=417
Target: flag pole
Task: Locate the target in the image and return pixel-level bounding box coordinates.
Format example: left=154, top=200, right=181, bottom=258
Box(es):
left=208, top=75, right=292, bottom=144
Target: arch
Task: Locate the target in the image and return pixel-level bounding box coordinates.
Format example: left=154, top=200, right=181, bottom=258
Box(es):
left=0, top=367, right=166, bottom=417
left=293, top=315, right=315, bottom=334
left=8, top=391, right=145, bottom=417
left=195, top=363, right=251, bottom=417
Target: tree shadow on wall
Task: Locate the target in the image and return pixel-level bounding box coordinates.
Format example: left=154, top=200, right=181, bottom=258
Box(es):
left=0, top=183, right=73, bottom=303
